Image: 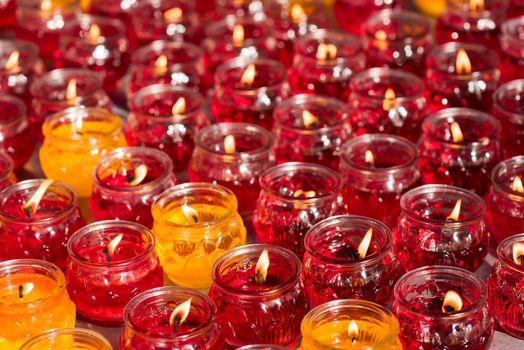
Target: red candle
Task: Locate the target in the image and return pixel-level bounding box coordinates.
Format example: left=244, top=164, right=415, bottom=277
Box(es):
left=393, top=266, right=494, bottom=350
left=89, top=147, right=176, bottom=228
left=493, top=79, right=524, bottom=158
left=0, top=179, right=86, bottom=270
left=425, top=42, right=500, bottom=113
left=418, top=108, right=500, bottom=195
left=289, top=29, right=365, bottom=102
left=303, top=215, right=402, bottom=308
left=0, top=152, right=15, bottom=191
left=208, top=244, right=308, bottom=348
left=66, top=220, right=163, bottom=325
left=500, top=16, right=524, bottom=83
left=339, top=134, right=420, bottom=228
left=0, top=0, right=16, bottom=29
left=333, top=0, right=405, bottom=35
left=348, top=68, right=427, bottom=142
left=253, top=162, right=345, bottom=257
left=211, top=57, right=289, bottom=130
left=88, top=0, right=137, bottom=48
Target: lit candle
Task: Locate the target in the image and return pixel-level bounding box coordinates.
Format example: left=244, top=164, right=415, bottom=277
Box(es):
left=492, top=79, right=524, bottom=158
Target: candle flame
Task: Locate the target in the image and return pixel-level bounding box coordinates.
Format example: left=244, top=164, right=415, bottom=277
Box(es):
left=224, top=135, right=236, bottom=154
left=470, top=0, right=485, bottom=12
left=66, top=79, right=77, bottom=100
left=4, top=51, right=19, bottom=71
left=365, top=150, right=374, bottom=166
left=105, top=233, right=123, bottom=257
left=240, top=64, right=256, bottom=86
left=357, top=228, right=373, bottom=259
left=169, top=298, right=192, bottom=332
left=316, top=43, right=337, bottom=60
left=232, top=24, right=244, bottom=47
left=164, top=7, right=183, bottom=22
left=450, top=122, right=464, bottom=143
left=291, top=3, right=306, bottom=23
left=20, top=180, right=54, bottom=218
left=18, top=283, right=34, bottom=299
left=154, top=55, right=168, bottom=76
left=293, top=189, right=316, bottom=198
left=382, top=87, right=396, bottom=111
left=446, top=199, right=462, bottom=221
left=181, top=204, right=199, bottom=224
left=87, top=24, right=101, bottom=45
left=512, top=242, right=524, bottom=266
left=302, top=110, right=317, bottom=128
left=255, top=249, right=270, bottom=286
left=348, top=320, right=359, bottom=343
left=456, top=49, right=472, bottom=75
left=127, top=164, right=148, bottom=186
left=172, top=97, right=186, bottom=115
left=374, top=29, right=388, bottom=50
left=442, top=290, right=463, bottom=313
left=41, top=0, right=52, bottom=12
left=512, top=176, right=524, bottom=193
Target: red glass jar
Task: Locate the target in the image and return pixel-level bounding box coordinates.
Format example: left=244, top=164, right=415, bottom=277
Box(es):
left=507, top=0, right=524, bottom=18
left=89, top=147, right=176, bottom=228
left=0, top=152, right=15, bottom=191
left=418, top=108, right=500, bottom=195
left=339, top=134, right=420, bottom=229
left=120, top=286, right=222, bottom=350
left=499, top=16, right=524, bottom=83
left=302, top=215, right=402, bottom=308
left=425, top=42, right=500, bottom=113
left=253, top=162, right=345, bottom=258
left=209, top=244, right=308, bottom=348
left=88, top=0, right=138, bottom=47
left=484, top=156, right=524, bottom=247
left=210, top=57, right=289, bottom=130
left=215, top=0, right=266, bottom=19
left=0, top=0, right=16, bottom=29
left=272, top=94, right=351, bottom=169
left=394, top=184, right=489, bottom=271
left=0, top=179, right=86, bottom=270
left=493, top=79, right=524, bottom=158
left=393, top=266, right=494, bottom=350
left=289, top=30, right=365, bottom=102
left=348, top=67, right=427, bottom=142
left=333, top=0, right=405, bottom=35
left=362, top=10, right=434, bottom=76
left=66, top=220, right=164, bottom=325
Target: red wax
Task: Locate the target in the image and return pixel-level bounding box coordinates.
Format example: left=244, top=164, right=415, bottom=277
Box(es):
left=0, top=153, right=15, bottom=191
left=493, top=80, right=524, bottom=159
left=500, top=17, right=524, bottom=83
left=333, top=0, right=405, bottom=35
left=0, top=0, right=16, bottom=29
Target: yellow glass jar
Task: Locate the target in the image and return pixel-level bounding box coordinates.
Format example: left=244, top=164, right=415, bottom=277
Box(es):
left=152, top=182, right=246, bottom=289
left=20, top=328, right=112, bottom=350
left=40, top=107, right=127, bottom=197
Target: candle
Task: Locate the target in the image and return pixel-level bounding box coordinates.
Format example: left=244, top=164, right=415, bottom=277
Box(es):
left=493, top=79, right=524, bottom=158
left=120, top=286, right=223, bottom=349
left=188, top=122, right=275, bottom=216
left=289, top=29, right=365, bottom=102
left=507, top=0, right=524, bottom=18
left=0, top=94, right=35, bottom=169
left=499, top=16, right=524, bottom=82
left=0, top=0, right=16, bottom=29
left=393, top=266, right=494, bottom=350
left=0, top=153, right=15, bottom=191
left=39, top=106, right=127, bottom=197
left=253, top=162, right=345, bottom=258
left=126, top=84, right=210, bottom=175
left=89, top=147, right=176, bottom=228
left=394, top=184, right=489, bottom=271
left=339, top=134, right=420, bottom=228
left=0, top=259, right=76, bottom=349
left=299, top=299, right=402, bottom=350
left=210, top=57, right=289, bottom=130
left=333, top=0, right=405, bottom=35
left=20, top=328, right=112, bottom=350
left=209, top=244, right=308, bottom=348
left=87, top=0, right=138, bottom=48
left=151, top=183, right=246, bottom=289
left=425, top=42, right=500, bottom=112
left=487, top=233, right=524, bottom=339
left=418, top=108, right=500, bottom=195
left=66, top=220, right=163, bottom=325
left=272, top=94, right=352, bottom=169
left=484, top=156, right=524, bottom=247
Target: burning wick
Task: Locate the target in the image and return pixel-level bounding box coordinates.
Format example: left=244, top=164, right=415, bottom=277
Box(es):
left=164, top=7, right=183, bottom=22
left=4, top=51, right=19, bottom=71
left=87, top=24, right=101, bottom=45
left=232, top=24, right=244, bottom=47
left=442, top=290, right=463, bottom=313
left=172, top=97, right=186, bottom=115
left=127, top=164, right=148, bottom=186
left=20, top=179, right=54, bottom=218
left=17, top=283, right=34, bottom=299
left=357, top=228, right=373, bottom=259
left=255, top=249, right=270, bottom=287
left=66, top=79, right=77, bottom=101
left=154, top=55, right=168, bottom=76
left=347, top=320, right=359, bottom=344
left=316, top=43, right=337, bottom=61
left=512, top=176, right=524, bottom=193
left=302, top=110, right=317, bottom=128
left=224, top=135, right=236, bottom=154
left=382, top=87, right=396, bottom=111
left=470, top=0, right=484, bottom=12
left=512, top=242, right=524, bottom=267
left=240, top=64, right=256, bottom=87
left=450, top=122, right=464, bottom=143
left=102, top=233, right=123, bottom=262
left=446, top=199, right=462, bottom=222
left=169, top=298, right=192, bottom=333
left=455, top=49, right=472, bottom=75
left=290, top=3, right=306, bottom=23
left=293, top=189, right=316, bottom=198
left=365, top=150, right=374, bottom=167
left=181, top=204, right=199, bottom=224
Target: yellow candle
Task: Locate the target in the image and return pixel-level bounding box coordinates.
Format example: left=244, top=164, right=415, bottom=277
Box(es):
left=40, top=107, right=127, bottom=197
left=152, top=183, right=246, bottom=289
left=0, top=260, right=76, bottom=350
left=20, top=328, right=112, bottom=350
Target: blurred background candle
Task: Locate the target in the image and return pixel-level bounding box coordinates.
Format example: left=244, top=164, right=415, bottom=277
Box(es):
left=0, top=259, right=76, bottom=349
left=339, top=134, right=420, bottom=228
left=272, top=94, right=352, bottom=169
left=393, top=266, right=493, bottom=350
left=394, top=184, right=489, bottom=271
left=20, top=328, right=112, bottom=350
left=0, top=153, right=15, bottom=191
left=66, top=220, right=163, bottom=325
left=152, top=183, right=246, bottom=289
left=87, top=0, right=138, bottom=48
left=493, top=79, right=524, bottom=158
left=0, top=0, right=16, bottom=30
left=500, top=16, right=524, bottom=82
left=333, top=0, right=405, bottom=35
left=209, top=244, right=308, bottom=348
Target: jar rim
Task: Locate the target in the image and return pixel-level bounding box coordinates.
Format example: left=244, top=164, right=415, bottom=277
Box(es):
left=62, top=13, right=127, bottom=41
left=295, top=29, right=363, bottom=64
left=20, top=328, right=112, bottom=350
left=0, top=39, right=39, bottom=74
left=497, top=233, right=524, bottom=273
left=363, top=9, right=433, bottom=42
left=131, top=39, right=203, bottom=66
left=0, top=94, right=27, bottom=130
left=349, top=67, right=425, bottom=100
left=491, top=155, right=524, bottom=201
left=493, top=79, right=524, bottom=125
left=204, top=14, right=274, bottom=41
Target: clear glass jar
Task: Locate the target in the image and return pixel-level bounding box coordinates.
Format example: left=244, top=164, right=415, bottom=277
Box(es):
left=500, top=16, right=524, bottom=83
left=492, top=79, right=524, bottom=158
left=0, top=152, right=16, bottom=191
left=20, top=328, right=112, bottom=350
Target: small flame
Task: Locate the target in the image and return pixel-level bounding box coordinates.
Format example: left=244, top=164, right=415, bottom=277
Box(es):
left=365, top=150, right=374, bottom=166
left=87, top=24, right=101, bottom=45
left=127, top=164, right=148, bottom=186
left=232, top=24, right=244, bottom=47
left=446, top=199, right=462, bottom=221
left=172, top=97, right=186, bottom=115
left=442, top=290, right=463, bottom=313
left=450, top=122, right=464, bottom=143
left=456, top=49, right=472, bottom=75
left=374, top=29, right=388, bottom=50
left=470, top=0, right=485, bottom=12
left=348, top=320, right=359, bottom=344
left=357, top=228, right=373, bottom=259
left=154, top=55, right=168, bottom=76
left=20, top=180, right=54, bottom=218
left=316, top=43, right=337, bottom=60
left=512, top=176, right=524, bottom=193
left=164, top=7, right=183, bottom=22
left=240, top=64, right=256, bottom=86
left=41, top=0, right=52, bottom=13
left=293, top=189, right=316, bottom=198
left=169, top=298, right=192, bottom=332
left=302, top=110, right=317, bottom=128
left=4, top=51, right=19, bottom=71
left=105, top=233, right=124, bottom=257
left=66, top=79, right=77, bottom=100
left=255, top=249, right=270, bottom=286
left=18, top=283, right=35, bottom=299
left=512, top=242, right=524, bottom=266
left=382, top=87, right=397, bottom=111
left=181, top=204, right=199, bottom=224
left=291, top=3, right=306, bottom=23
left=224, top=135, right=236, bottom=154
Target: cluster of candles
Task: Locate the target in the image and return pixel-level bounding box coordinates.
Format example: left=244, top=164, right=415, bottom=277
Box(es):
left=0, top=0, right=524, bottom=349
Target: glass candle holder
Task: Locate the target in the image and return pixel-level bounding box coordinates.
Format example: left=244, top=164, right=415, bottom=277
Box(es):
left=0, top=153, right=15, bottom=191
left=120, top=286, right=222, bottom=349
left=418, top=108, right=501, bottom=195
left=487, top=233, right=524, bottom=339
left=0, top=179, right=86, bottom=270
left=30, top=68, right=112, bottom=141
left=39, top=106, right=127, bottom=197
left=152, top=183, right=246, bottom=289
left=289, top=29, right=365, bottom=102
left=20, top=328, right=112, bottom=350
left=89, top=147, right=176, bottom=228
left=362, top=10, right=434, bottom=76
left=58, top=14, right=131, bottom=93
left=0, top=94, right=35, bottom=169
left=253, top=162, right=345, bottom=258
left=348, top=68, right=427, bottom=142
left=126, top=84, right=210, bottom=174
left=272, top=94, right=351, bottom=169
left=484, top=156, right=524, bottom=247
left=0, top=259, right=76, bottom=349
left=393, top=266, right=494, bottom=350
left=209, top=244, right=308, bottom=348
left=188, top=122, right=275, bottom=216
left=0, top=0, right=16, bottom=29
left=425, top=42, right=500, bottom=112
left=493, top=79, right=524, bottom=158
left=333, top=0, right=405, bottom=35
left=88, top=0, right=138, bottom=47
left=66, top=220, right=164, bottom=325
left=394, top=184, right=489, bottom=271
left=339, top=134, right=420, bottom=229
left=299, top=299, right=402, bottom=350
left=499, top=16, right=524, bottom=83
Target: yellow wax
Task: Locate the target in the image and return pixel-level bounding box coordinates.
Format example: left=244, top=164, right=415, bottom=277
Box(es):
left=0, top=273, right=76, bottom=350
left=414, top=0, right=446, bottom=17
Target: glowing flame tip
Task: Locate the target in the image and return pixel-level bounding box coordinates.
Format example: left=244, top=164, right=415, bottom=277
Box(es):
left=128, top=164, right=148, bottom=186
left=172, top=97, right=187, bottom=115
left=357, top=227, right=373, bottom=259
left=512, top=176, right=524, bottom=193
left=255, top=249, right=270, bottom=286
left=442, top=290, right=463, bottom=313
left=456, top=49, right=472, bottom=75
left=446, top=199, right=462, bottom=222
left=169, top=298, right=192, bottom=332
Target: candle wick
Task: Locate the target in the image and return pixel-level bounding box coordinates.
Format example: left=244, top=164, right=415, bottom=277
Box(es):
left=127, top=172, right=135, bottom=183
left=255, top=271, right=264, bottom=288
left=102, top=247, right=112, bottom=262
left=519, top=255, right=524, bottom=267
left=352, top=336, right=357, bottom=344
left=23, top=207, right=32, bottom=218
left=172, top=315, right=182, bottom=333
left=443, top=305, right=456, bottom=313
left=18, top=285, right=23, bottom=299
